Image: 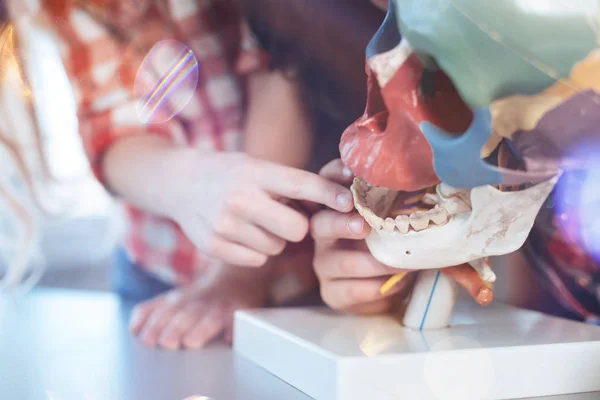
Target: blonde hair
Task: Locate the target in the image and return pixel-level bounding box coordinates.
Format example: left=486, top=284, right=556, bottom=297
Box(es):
left=0, top=12, right=67, bottom=291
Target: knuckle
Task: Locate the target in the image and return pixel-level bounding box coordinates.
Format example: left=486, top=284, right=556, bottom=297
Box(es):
left=145, top=313, right=162, bottom=330
left=213, top=214, right=234, bottom=236
left=347, top=284, right=367, bottom=304
left=309, top=211, right=331, bottom=239
left=320, top=285, right=340, bottom=310
left=225, top=192, right=248, bottom=216
left=282, top=170, right=306, bottom=198
left=206, top=238, right=222, bottom=259
left=322, top=179, right=337, bottom=196
left=287, top=181, right=303, bottom=199
left=313, top=176, right=334, bottom=196
left=172, top=313, right=193, bottom=331
left=289, top=217, right=309, bottom=242
left=338, top=255, right=358, bottom=277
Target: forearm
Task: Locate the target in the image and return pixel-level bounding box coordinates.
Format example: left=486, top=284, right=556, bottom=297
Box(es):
left=102, top=135, right=190, bottom=218
left=244, top=70, right=313, bottom=168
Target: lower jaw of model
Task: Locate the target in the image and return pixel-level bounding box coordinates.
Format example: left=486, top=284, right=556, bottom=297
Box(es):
left=351, top=175, right=558, bottom=330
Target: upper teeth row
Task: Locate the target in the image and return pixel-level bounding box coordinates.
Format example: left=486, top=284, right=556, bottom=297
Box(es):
left=351, top=178, right=473, bottom=234
left=362, top=205, right=449, bottom=234
left=351, top=179, right=450, bottom=234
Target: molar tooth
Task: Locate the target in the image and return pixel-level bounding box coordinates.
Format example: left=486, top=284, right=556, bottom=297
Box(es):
left=395, top=215, right=410, bottom=234
left=442, top=198, right=471, bottom=215
left=422, top=193, right=440, bottom=205
left=436, top=183, right=472, bottom=213
left=429, top=207, right=448, bottom=226
left=409, top=211, right=430, bottom=231
left=383, top=218, right=396, bottom=232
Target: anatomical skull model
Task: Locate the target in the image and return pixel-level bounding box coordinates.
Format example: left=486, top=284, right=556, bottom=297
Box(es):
left=341, top=0, right=600, bottom=329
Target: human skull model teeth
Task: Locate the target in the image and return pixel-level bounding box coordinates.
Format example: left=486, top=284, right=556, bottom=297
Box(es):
left=351, top=175, right=558, bottom=271
left=352, top=181, right=451, bottom=234
left=339, top=0, right=599, bottom=329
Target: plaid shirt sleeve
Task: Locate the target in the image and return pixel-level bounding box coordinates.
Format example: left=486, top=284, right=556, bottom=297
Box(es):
left=47, top=9, right=175, bottom=188
left=48, top=5, right=268, bottom=189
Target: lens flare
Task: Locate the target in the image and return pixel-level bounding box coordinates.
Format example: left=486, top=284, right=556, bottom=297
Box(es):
left=134, top=40, right=199, bottom=124
left=182, top=397, right=214, bottom=400
left=554, top=142, right=600, bottom=263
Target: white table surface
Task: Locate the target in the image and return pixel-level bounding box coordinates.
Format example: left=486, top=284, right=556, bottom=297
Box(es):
left=0, top=288, right=309, bottom=400
left=1, top=288, right=598, bottom=400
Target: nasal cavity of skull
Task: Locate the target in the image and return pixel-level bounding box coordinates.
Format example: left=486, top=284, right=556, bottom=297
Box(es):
left=362, top=66, right=389, bottom=133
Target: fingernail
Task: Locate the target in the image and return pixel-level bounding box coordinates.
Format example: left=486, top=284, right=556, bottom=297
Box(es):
left=337, top=192, right=352, bottom=209
left=342, top=167, right=353, bottom=178
left=476, top=287, right=493, bottom=306
left=348, top=216, right=364, bottom=234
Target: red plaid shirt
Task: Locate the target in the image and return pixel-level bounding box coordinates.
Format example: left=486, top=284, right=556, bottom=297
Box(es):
left=42, top=0, right=316, bottom=303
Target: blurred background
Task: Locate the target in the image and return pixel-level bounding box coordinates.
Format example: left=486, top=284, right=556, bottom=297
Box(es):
left=0, top=0, right=125, bottom=291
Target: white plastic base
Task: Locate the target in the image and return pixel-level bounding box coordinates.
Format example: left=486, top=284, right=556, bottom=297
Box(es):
left=234, top=301, right=600, bottom=400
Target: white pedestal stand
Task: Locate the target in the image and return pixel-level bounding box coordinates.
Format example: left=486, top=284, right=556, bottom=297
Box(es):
left=234, top=301, right=600, bottom=400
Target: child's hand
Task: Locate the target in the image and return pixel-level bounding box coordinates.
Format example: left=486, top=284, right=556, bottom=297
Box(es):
left=311, top=160, right=494, bottom=314
left=130, top=288, right=232, bottom=350
left=162, top=152, right=354, bottom=267
left=310, top=160, right=410, bottom=314
left=129, top=262, right=269, bottom=350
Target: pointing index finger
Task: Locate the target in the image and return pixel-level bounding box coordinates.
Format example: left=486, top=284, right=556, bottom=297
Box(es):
left=260, top=163, right=355, bottom=212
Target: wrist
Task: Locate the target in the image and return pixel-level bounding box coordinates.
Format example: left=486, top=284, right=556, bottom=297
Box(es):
left=154, top=146, right=199, bottom=221
left=102, top=135, right=196, bottom=219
